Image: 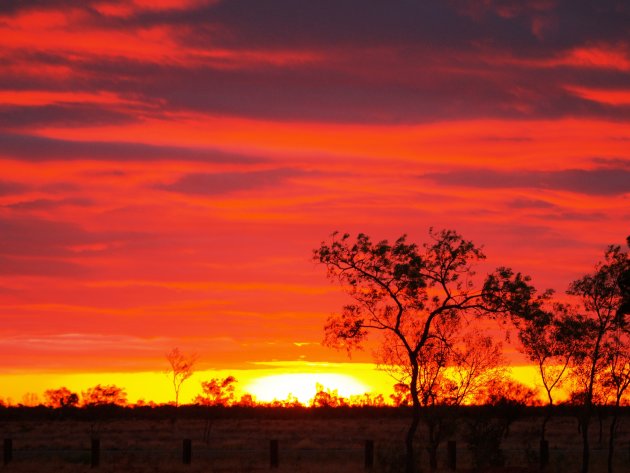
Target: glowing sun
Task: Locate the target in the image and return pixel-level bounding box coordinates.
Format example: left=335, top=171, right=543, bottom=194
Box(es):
left=244, top=373, right=369, bottom=404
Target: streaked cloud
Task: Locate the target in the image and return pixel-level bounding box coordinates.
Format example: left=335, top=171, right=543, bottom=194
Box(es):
left=0, top=180, right=26, bottom=196
left=0, top=132, right=262, bottom=163
left=159, top=168, right=309, bottom=196
left=423, top=168, right=630, bottom=195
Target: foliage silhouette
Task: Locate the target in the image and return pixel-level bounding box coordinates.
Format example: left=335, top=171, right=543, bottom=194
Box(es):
left=379, top=325, right=505, bottom=469
left=81, top=384, right=127, bottom=407
left=194, top=376, right=237, bottom=406
left=314, top=228, right=543, bottom=473
left=165, top=347, right=197, bottom=407
left=566, top=242, right=629, bottom=473
left=43, top=387, right=79, bottom=408
left=310, top=383, right=348, bottom=407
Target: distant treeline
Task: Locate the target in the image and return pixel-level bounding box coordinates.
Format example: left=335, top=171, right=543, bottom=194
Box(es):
left=2, top=402, right=629, bottom=422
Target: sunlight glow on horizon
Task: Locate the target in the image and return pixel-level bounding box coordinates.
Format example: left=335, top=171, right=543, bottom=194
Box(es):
left=0, top=363, right=395, bottom=406
left=0, top=363, right=564, bottom=407
left=244, top=373, right=370, bottom=404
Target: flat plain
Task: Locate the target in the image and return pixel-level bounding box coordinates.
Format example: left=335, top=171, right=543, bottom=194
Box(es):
left=1, top=408, right=629, bottom=472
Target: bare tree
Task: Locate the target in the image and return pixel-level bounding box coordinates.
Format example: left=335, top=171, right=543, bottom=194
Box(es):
left=378, top=321, right=505, bottom=470
left=166, top=347, right=197, bottom=407
left=513, top=302, right=582, bottom=441
left=314, top=229, right=541, bottom=473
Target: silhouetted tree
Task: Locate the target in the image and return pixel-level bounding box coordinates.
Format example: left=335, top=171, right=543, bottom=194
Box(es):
left=44, top=387, right=79, bottom=408
left=513, top=302, right=581, bottom=440
left=566, top=242, right=629, bottom=473
left=379, top=325, right=505, bottom=469
left=194, top=376, right=237, bottom=406
left=82, top=384, right=127, bottom=406
left=235, top=393, right=256, bottom=407
left=601, top=235, right=630, bottom=473
left=350, top=392, right=385, bottom=407
left=602, top=325, right=630, bottom=473
left=165, top=347, right=197, bottom=407
left=21, top=392, right=39, bottom=407
left=310, top=383, right=348, bottom=407
left=390, top=383, right=411, bottom=406
left=616, top=235, right=630, bottom=318
left=266, top=393, right=303, bottom=407
left=314, top=229, right=542, bottom=473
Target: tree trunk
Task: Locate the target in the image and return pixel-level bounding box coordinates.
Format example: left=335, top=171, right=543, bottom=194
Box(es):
left=607, top=409, right=619, bottom=473
left=406, top=359, right=421, bottom=473
left=581, top=413, right=590, bottom=473
left=427, top=420, right=438, bottom=470
left=541, top=395, right=553, bottom=442
left=541, top=411, right=549, bottom=442
left=406, top=406, right=420, bottom=473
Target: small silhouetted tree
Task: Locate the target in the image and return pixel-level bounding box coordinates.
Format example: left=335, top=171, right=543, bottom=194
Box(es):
left=194, top=376, right=237, bottom=406
left=350, top=392, right=385, bottom=407
left=236, top=393, right=256, bottom=407
left=314, top=229, right=542, bottom=473
left=166, top=347, right=197, bottom=407
left=21, top=392, right=40, bottom=407
left=44, top=387, right=79, bottom=408
left=310, top=383, right=348, bottom=407
left=82, top=384, right=127, bottom=406
left=566, top=242, right=629, bottom=473
left=390, top=383, right=411, bottom=406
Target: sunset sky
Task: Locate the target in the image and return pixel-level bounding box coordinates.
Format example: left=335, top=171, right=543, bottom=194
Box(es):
left=1, top=0, right=629, bottom=404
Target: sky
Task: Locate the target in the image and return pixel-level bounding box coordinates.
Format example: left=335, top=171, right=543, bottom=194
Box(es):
left=0, top=0, right=629, bottom=404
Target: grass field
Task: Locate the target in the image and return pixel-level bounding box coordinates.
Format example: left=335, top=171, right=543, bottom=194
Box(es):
left=1, top=408, right=629, bottom=472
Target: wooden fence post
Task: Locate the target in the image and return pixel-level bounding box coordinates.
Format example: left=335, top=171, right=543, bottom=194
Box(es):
left=3, top=439, right=12, bottom=466
left=365, top=439, right=374, bottom=469
left=183, top=438, right=192, bottom=465
left=270, top=439, right=279, bottom=468
left=540, top=439, right=549, bottom=469
left=91, top=438, right=100, bottom=468
left=447, top=440, right=456, bottom=471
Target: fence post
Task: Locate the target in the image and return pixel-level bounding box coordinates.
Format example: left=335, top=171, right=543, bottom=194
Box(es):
left=447, top=440, right=456, bottom=471
left=183, top=438, right=192, bottom=465
left=270, top=439, right=279, bottom=468
left=540, top=439, right=549, bottom=469
left=91, top=438, right=100, bottom=468
left=365, top=439, right=374, bottom=469
left=3, top=439, right=12, bottom=466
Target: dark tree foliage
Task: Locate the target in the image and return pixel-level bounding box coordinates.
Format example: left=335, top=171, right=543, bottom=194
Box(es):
left=314, top=229, right=542, bottom=473
left=82, top=384, right=127, bottom=407
left=43, top=387, right=79, bottom=408
left=194, top=376, right=237, bottom=406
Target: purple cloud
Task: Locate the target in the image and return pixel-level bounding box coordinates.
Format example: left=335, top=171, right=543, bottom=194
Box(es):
left=423, top=168, right=630, bottom=195
left=160, top=169, right=308, bottom=196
